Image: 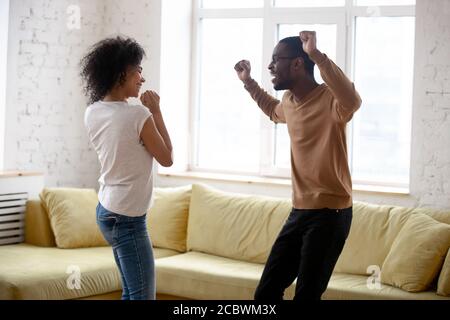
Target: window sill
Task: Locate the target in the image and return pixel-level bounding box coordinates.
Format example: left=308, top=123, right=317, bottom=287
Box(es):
left=158, top=170, right=410, bottom=195
left=352, top=183, right=409, bottom=195
left=157, top=170, right=291, bottom=186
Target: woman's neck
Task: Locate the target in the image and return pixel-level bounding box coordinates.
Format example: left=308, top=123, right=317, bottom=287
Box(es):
left=103, top=88, right=127, bottom=102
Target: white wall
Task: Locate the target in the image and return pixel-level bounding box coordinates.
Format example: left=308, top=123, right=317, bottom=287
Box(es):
left=0, top=0, right=10, bottom=170
left=2, top=0, right=450, bottom=209
left=4, top=0, right=106, bottom=187
left=409, top=0, right=450, bottom=209
left=3, top=0, right=161, bottom=187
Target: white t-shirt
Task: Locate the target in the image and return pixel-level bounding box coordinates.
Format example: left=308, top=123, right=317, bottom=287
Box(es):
left=84, top=101, right=154, bottom=217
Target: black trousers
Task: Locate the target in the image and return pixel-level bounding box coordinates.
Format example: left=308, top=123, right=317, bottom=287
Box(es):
left=254, top=207, right=352, bottom=301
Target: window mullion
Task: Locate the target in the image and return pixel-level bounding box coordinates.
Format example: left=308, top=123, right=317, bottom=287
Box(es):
left=189, top=0, right=202, bottom=171
left=260, top=0, right=278, bottom=177
left=346, top=0, right=355, bottom=175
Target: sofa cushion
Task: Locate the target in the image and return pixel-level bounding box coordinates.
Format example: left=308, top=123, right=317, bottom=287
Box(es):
left=409, top=207, right=450, bottom=297
left=323, top=273, right=449, bottom=300
left=155, top=251, right=296, bottom=300
left=39, top=188, right=106, bottom=249
left=155, top=252, right=449, bottom=300
left=334, top=201, right=410, bottom=275
left=437, top=249, right=450, bottom=296
left=25, top=200, right=56, bottom=247
left=0, top=243, right=180, bottom=300
left=381, top=213, right=450, bottom=292
left=147, top=185, right=191, bottom=252
left=187, top=184, right=291, bottom=264
left=407, top=207, right=450, bottom=225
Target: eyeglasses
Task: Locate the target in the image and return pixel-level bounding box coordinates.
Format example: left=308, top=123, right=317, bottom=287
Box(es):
left=270, top=55, right=297, bottom=65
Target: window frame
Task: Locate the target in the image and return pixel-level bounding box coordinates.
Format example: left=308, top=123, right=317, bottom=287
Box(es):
left=347, top=2, right=415, bottom=189
left=185, top=0, right=415, bottom=189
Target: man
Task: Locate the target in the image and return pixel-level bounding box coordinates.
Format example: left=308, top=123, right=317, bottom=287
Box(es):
left=234, top=31, right=362, bottom=301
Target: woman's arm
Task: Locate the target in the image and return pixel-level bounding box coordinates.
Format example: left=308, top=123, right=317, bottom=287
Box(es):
left=139, top=90, right=173, bottom=167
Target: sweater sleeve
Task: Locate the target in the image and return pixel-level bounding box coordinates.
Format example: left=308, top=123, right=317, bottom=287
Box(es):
left=310, top=51, right=362, bottom=123
left=244, top=79, right=286, bottom=124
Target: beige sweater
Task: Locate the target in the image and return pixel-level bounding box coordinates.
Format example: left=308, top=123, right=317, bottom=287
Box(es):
left=244, top=51, right=362, bottom=209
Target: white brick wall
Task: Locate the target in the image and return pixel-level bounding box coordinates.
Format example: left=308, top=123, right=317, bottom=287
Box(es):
left=4, top=0, right=107, bottom=188
left=3, top=0, right=450, bottom=208
left=409, top=0, right=450, bottom=208
left=3, top=0, right=160, bottom=189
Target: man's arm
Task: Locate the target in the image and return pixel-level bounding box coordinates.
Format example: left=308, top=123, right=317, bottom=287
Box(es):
left=300, top=31, right=362, bottom=122
left=234, top=60, right=286, bottom=124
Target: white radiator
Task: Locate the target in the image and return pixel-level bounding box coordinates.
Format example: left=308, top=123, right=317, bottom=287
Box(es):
left=0, top=192, right=27, bottom=245
left=0, top=172, right=44, bottom=245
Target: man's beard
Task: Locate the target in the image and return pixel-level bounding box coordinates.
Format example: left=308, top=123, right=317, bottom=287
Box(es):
left=274, top=79, right=291, bottom=91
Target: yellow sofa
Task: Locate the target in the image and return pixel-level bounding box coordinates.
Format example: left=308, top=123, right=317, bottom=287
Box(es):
left=0, top=184, right=449, bottom=300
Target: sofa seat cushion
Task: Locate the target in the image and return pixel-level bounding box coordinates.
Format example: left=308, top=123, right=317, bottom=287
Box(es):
left=155, top=251, right=296, bottom=300
left=155, top=251, right=450, bottom=300
left=0, top=244, right=179, bottom=300
left=324, top=273, right=450, bottom=300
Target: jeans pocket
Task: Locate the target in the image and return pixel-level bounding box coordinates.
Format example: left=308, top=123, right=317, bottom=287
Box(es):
left=96, top=204, right=118, bottom=244
left=96, top=203, right=118, bottom=222
left=97, top=212, right=117, bottom=222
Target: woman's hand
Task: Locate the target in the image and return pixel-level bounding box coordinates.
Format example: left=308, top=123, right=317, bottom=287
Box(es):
left=140, top=90, right=161, bottom=114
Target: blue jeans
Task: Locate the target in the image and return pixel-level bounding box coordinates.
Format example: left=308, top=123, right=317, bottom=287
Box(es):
left=96, top=202, right=155, bottom=300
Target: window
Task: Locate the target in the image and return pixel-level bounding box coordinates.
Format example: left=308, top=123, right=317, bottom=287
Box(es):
left=275, top=0, right=345, bottom=7
left=183, top=0, right=415, bottom=189
left=196, top=18, right=263, bottom=173
left=202, top=0, right=264, bottom=8
left=352, top=16, right=415, bottom=186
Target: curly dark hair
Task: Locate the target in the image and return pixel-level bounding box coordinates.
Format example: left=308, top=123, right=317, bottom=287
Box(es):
left=80, top=36, right=146, bottom=104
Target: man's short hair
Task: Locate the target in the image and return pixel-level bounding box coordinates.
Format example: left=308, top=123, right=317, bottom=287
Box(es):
left=279, top=36, right=315, bottom=76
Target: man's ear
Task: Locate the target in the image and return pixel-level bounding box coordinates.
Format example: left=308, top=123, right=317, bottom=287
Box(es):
left=292, top=57, right=304, bottom=72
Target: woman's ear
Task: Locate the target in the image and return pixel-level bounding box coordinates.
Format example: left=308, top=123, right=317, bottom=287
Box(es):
left=118, top=71, right=128, bottom=86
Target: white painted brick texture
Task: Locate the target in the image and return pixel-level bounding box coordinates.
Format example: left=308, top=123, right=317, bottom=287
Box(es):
left=4, top=0, right=157, bottom=189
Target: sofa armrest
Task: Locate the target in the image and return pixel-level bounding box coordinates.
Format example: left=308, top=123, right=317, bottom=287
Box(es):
left=25, top=199, right=56, bottom=247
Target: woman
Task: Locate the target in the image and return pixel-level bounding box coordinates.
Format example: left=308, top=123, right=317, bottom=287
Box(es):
left=80, top=36, right=173, bottom=300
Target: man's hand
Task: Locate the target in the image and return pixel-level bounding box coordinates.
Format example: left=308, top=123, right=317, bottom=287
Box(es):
left=299, top=31, right=318, bottom=56
left=140, top=90, right=161, bottom=115
left=234, top=60, right=252, bottom=83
